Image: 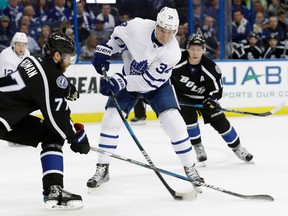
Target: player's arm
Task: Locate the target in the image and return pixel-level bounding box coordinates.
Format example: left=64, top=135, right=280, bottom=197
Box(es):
left=202, top=61, right=223, bottom=100
left=25, top=65, right=89, bottom=154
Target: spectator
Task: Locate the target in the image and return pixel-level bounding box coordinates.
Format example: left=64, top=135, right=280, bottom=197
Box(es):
left=232, top=9, right=251, bottom=43
left=33, top=0, right=50, bottom=23
left=2, top=0, right=24, bottom=34
left=262, top=15, right=286, bottom=43
left=176, top=23, right=188, bottom=49
left=232, top=0, right=251, bottom=22
left=19, top=22, right=41, bottom=53
left=80, top=34, right=98, bottom=61
left=47, top=0, right=71, bottom=31
left=263, top=33, right=287, bottom=58
left=0, top=15, right=13, bottom=47
left=90, top=19, right=111, bottom=44
left=77, top=17, right=90, bottom=45
left=253, top=0, right=267, bottom=17
left=20, top=5, right=42, bottom=40
left=193, top=5, right=202, bottom=30
left=37, top=24, right=51, bottom=48
left=65, top=27, right=74, bottom=40
left=95, top=4, right=118, bottom=34
left=205, top=0, right=220, bottom=21
left=253, top=11, right=267, bottom=36
left=267, top=0, right=287, bottom=16
left=196, top=15, right=219, bottom=59
left=73, top=1, right=94, bottom=31
left=242, top=32, right=263, bottom=59
left=119, top=13, right=131, bottom=24
left=277, top=10, right=287, bottom=38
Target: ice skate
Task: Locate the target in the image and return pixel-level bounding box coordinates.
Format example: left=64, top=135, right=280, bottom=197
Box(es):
left=184, top=164, right=205, bottom=193
left=43, top=185, right=83, bottom=210
left=193, top=143, right=207, bottom=166
left=130, top=117, right=146, bottom=125
left=87, top=163, right=110, bottom=192
left=233, top=146, right=254, bottom=163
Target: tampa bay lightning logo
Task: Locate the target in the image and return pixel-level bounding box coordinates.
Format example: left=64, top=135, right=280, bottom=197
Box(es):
left=130, top=60, right=148, bottom=75
left=56, top=76, right=68, bottom=89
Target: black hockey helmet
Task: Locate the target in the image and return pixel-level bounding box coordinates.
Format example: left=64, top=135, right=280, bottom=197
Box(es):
left=43, top=32, right=76, bottom=64
left=186, top=33, right=206, bottom=50
left=248, top=32, right=259, bottom=39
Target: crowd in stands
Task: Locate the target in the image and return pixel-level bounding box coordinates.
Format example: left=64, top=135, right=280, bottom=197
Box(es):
left=0, top=0, right=287, bottom=61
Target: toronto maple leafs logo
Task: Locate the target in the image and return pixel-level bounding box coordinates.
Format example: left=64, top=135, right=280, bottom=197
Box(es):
left=130, top=60, right=148, bottom=75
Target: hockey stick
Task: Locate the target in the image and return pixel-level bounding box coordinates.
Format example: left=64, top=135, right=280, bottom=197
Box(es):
left=101, top=69, right=191, bottom=200
left=179, top=102, right=285, bottom=117
left=91, top=146, right=274, bottom=201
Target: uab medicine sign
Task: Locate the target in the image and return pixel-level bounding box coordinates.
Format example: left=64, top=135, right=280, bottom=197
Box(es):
left=218, top=60, right=288, bottom=108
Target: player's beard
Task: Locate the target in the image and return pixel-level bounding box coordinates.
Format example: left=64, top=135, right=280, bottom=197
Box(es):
left=56, top=60, right=67, bottom=73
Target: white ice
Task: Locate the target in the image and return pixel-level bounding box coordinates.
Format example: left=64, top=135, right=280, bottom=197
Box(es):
left=1, top=115, right=287, bottom=216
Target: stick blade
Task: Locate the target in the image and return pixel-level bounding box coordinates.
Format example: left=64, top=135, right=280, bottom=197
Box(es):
left=243, top=194, right=274, bottom=201
left=259, top=102, right=285, bottom=116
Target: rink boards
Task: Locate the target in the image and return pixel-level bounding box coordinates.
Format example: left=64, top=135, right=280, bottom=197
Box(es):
left=37, top=60, right=288, bottom=122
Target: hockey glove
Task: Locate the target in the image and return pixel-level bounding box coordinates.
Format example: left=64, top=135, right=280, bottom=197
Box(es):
left=203, top=97, right=221, bottom=111
left=69, top=123, right=90, bottom=154
left=66, top=84, right=79, bottom=101
left=100, top=73, right=127, bottom=96
left=92, top=44, right=112, bottom=74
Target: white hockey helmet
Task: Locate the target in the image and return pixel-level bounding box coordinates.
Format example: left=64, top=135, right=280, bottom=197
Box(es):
left=11, top=32, right=28, bottom=47
left=156, top=7, right=179, bottom=32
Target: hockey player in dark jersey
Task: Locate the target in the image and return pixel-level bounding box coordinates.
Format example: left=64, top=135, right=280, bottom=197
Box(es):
left=171, top=33, right=253, bottom=165
left=0, top=32, right=90, bottom=209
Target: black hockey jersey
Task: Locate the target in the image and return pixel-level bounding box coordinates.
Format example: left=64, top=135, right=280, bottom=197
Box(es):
left=0, top=56, right=75, bottom=139
left=171, top=51, right=223, bottom=104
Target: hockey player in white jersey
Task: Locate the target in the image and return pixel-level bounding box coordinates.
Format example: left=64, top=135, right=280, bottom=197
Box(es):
left=0, top=32, right=30, bottom=147
left=87, top=7, right=204, bottom=191
left=0, top=32, right=30, bottom=77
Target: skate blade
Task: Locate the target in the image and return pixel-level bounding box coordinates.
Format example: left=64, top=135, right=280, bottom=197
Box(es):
left=45, top=200, right=83, bottom=210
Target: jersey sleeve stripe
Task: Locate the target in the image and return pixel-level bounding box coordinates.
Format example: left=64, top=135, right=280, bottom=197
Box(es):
left=202, top=65, right=220, bottom=94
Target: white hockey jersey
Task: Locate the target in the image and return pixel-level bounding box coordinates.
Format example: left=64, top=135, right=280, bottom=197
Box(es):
left=0, top=46, right=30, bottom=78
left=107, top=18, right=181, bottom=93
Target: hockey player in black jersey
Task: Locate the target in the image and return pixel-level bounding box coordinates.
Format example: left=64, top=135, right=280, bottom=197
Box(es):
left=0, top=32, right=90, bottom=209
left=171, top=33, right=253, bottom=165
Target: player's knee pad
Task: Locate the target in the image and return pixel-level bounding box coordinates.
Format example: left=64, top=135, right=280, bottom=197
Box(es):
left=159, top=108, right=188, bottom=142
left=101, top=108, right=123, bottom=135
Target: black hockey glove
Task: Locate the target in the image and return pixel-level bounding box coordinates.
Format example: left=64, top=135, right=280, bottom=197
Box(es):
left=66, top=84, right=79, bottom=101
left=203, top=97, right=221, bottom=111
left=68, top=123, right=90, bottom=154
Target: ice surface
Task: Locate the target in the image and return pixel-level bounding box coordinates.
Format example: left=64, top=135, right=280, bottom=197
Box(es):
left=1, top=116, right=287, bottom=216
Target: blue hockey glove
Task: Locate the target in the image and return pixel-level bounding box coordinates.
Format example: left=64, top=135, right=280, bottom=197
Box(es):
left=92, top=44, right=112, bottom=74
left=69, top=123, right=90, bottom=154
left=100, top=73, right=127, bottom=96
left=203, top=97, right=221, bottom=111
